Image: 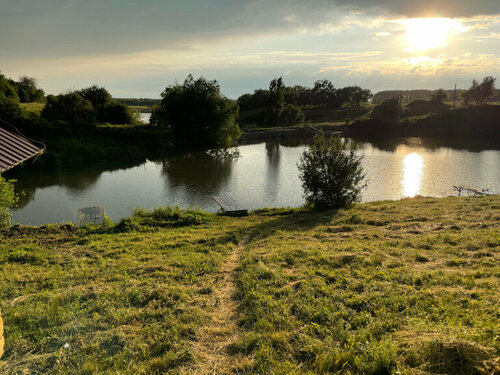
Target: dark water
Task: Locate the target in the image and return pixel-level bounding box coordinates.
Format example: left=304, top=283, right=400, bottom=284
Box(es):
left=11, top=137, right=500, bottom=225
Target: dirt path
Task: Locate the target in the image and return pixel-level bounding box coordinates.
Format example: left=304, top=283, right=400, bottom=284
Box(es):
left=188, top=236, right=249, bottom=374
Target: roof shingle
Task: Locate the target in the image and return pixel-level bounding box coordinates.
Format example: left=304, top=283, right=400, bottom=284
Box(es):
left=0, top=125, right=45, bottom=173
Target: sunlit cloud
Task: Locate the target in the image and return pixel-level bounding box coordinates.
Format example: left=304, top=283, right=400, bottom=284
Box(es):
left=1, top=1, right=499, bottom=97
left=373, top=32, right=392, bottom=38
left=468, top=32, right=500, bottom=39
left=398, top=18, right=469, bottom=51
left=320, top=53, right=500, bottom=76
left=305, top=15, right=387, bottom=35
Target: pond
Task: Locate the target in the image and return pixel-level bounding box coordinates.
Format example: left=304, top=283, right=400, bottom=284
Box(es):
left=11, top=137, right=500, bottom=225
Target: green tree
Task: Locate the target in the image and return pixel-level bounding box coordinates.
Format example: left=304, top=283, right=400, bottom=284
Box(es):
left=152, top=75, right=240, bottom=149
left=15, top=76, right=45, bottom=103
left=371, top=97, right=402, bottom=122
left=79, top=86, right=135, bottom=124
left=237, top=89, right=269, bottom=112
left=312, top=79, right=336, bottom=107
left=79, top=85, right=112, bottom=109
left=265, top=78, right=305, bottom=126
left=0, top=177, right=17, bottom=228
left=280, top=104, right=305, bottom=126
left=266, top=77, right=286, bottom=126
left=0, top=97, right=22, bottom=122
left=298, top=134, right=365, bottom=209
left=100, top=102, right=136, bottom=124
left=430, top=89, right=448, bottom=104
left=345, top=86, right=373, bottom=107
left=42, top=93, right=96, bottom=124
left=465, top=76, right=496, bottom=104
left=0, top=74, right=19, bottom=101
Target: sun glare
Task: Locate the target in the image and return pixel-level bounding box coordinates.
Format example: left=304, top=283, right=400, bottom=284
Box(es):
left=402, top=152, right=423, bottom=197
left=402, top=18, right=467, bottom=51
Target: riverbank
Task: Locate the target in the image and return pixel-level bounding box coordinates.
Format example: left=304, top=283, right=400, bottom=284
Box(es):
left=240, top=105, right=500, bottom=143
left=345, top=105, right=500, bottom=138
left=1, top=196, right=498, bottom=374
left=5, top=104, right=498, bottom=175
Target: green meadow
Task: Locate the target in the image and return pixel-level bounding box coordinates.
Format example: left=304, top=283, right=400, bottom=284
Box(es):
left=0, top=197, right=498, bottom=374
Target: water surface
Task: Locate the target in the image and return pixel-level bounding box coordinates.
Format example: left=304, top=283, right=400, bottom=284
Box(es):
left=12, top=137, right=500, bottom=225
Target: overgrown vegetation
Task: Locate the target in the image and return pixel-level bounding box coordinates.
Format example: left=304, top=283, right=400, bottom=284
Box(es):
left=0, top=197, right=498, bottom=374
left=0, top=177, right=17, bottom=228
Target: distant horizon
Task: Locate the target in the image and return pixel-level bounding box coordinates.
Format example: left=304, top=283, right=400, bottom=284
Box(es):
left=111, top=84, right=485, bottom=101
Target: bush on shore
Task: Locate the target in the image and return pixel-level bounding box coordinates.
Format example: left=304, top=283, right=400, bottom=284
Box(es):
left=298, top=134, right=365, bottom=209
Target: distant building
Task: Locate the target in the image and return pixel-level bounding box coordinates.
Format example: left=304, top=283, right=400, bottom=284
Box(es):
left=0, top=121, right=45, bottom=173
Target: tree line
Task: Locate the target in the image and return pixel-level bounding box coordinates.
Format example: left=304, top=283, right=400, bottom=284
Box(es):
left=43, top=86, right=137, bottom=125
left=373, top=77, right=499, bottom=105
left=1, top=70, right=498, bottom=153
left=238, top=78, right=372, bottom=126
left=0, top=73, right=44, bottom=104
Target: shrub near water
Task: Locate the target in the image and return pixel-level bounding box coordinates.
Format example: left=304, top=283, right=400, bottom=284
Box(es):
left=298, top=134, right=365, bottom=209
left=114, top=206, right=212, bottom=232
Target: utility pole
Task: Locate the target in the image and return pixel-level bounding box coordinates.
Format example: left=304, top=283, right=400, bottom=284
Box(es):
left=453, top=84, right=457, bottom=108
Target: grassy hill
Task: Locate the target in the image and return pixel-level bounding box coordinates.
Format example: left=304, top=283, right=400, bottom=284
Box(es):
left=0, top=197, right=499, bottom=374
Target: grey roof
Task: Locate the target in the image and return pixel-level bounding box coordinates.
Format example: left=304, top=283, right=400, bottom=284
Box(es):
left=0, top=123, right=45, bottom=173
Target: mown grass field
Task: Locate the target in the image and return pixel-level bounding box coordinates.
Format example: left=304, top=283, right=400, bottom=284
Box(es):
left=0, top=197, right=498, bottom=374
left=19, top=102, right=45, bottom=116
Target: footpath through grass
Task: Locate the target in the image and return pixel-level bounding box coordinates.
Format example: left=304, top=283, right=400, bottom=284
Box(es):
left=0, top=197, right=498, bottom=374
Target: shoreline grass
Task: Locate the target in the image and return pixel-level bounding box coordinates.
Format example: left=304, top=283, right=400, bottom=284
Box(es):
left=0, top=196, right=498, bottom=374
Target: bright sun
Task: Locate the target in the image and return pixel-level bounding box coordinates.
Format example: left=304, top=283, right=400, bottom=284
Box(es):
left=402, top=18, right=466, bottom=51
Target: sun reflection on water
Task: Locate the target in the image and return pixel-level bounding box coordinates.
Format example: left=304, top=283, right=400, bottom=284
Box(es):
left=402, top=152, right=423, bottom=197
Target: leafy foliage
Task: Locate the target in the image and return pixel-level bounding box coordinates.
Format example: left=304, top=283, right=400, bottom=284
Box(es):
left=265, top=77, right=286, bottom=126
left=42, top=93, right=96, bottom=124
left=0, top=177, right=17, bottom=227
left=0, top=74, right=19, bottom=101
left=42, top=86, right=135, bottom=125
left=151, top=75, right=241, bottom=149
left=370, top=97, right=402, bottom=121
left=14, top=76, right=45, bottom=103
left=0, top=96, right=22, bottom=122
left=463, top=76, right=496, bottom=104
left=344, top=85, right=373, bottom=107
left=100, top=101, right=136, bottom=124
left=237, top=89, right=269, bottom=112
left=265, top=77, right=305, bottom=126
left=241, top=79, right=372, bottom=127
left=280, top=103, right=305, bottom=126
left=430, top=89, right=448, bottom=103
left=298, top=134, right=365, bottom=209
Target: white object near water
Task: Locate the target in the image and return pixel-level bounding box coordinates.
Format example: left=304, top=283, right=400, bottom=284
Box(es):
left=77, top=206, right=105, bottom=226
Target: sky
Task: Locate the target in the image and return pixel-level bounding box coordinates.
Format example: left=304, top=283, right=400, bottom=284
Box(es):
left=1, top=0, right=499, bottom=98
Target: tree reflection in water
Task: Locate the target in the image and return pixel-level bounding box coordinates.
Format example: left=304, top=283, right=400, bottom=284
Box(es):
left=160, top=151, right=235, bottom=200
left=264, top=142, right=281, bottom=202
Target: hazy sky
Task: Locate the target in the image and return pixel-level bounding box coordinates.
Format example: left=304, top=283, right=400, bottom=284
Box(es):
left=1, top=0, right=499, bottom=98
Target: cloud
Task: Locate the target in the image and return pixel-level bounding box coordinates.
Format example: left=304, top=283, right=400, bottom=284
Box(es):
left=320, top=53, right=500, bottom=77
left=331, top=0, right=500, bottom=18
left=469, top=32, right=500, bottom=39
left=1, top=0, right=499, bottom=97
